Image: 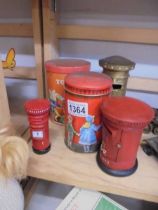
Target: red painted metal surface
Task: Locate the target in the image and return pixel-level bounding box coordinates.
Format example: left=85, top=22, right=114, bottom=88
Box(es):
left=64, top=71, right=112, bottom=153
left=45, top=59, right=90, bottom=124
left=24, top=99, right=51, bottom=154
left=98, top=96, right=154, bottom=176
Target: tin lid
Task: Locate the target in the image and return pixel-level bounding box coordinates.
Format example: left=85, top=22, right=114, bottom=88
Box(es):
left=45, top=59, right=90, bottom=74
left=99, top=56, right=135, bottom=71
left=65, top=72, right=112, bottom=96
left=24, top=99, right=50, bottom=115
left=101, top=96, right=154, bottom=128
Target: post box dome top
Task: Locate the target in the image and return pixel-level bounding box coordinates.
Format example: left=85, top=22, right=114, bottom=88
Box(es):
left=101, top=96, right=154, bottom=128
left=99, top=56, right=135, bottom=71
left=64, top=71, right=112, bottom=96
left=45, top=59, right=90, bottom=74
left=24, top=99, right=50, bottom=115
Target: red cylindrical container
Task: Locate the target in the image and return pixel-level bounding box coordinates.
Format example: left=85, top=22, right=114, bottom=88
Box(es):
left=45, top=59, right=90, bottom=124
left=97, top=96, right=154, bottom=176
left=24, top=99, right=51, bottom=154
left=64, top=72, right=112, bottom=153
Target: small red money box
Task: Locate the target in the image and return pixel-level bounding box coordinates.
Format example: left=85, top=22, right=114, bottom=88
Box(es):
left=45, top=59, right=90, bottom=124
left=97, top=96, right=154, bottom=176
left=24, top=99, right=51, bottom=154
left=64, top=71, right=112, bottom=153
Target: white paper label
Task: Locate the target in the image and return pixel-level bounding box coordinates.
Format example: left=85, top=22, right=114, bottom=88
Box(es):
left=32, top=131, right=43, bottom=139
left=68, top=100, right=88, bottom=117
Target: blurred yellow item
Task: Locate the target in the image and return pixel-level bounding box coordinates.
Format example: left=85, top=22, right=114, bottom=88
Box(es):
left=82, top=122, right=91, bottom=128
left=2, top=48, right=16, bottom=70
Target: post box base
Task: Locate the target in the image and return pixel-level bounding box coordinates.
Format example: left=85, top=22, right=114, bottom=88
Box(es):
left=32, top=144, right=51, bottom=155
left=96, top=152, right=138, bottom=177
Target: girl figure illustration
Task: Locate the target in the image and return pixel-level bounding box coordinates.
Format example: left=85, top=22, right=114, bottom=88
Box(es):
left=79, top=115, right=101, bottom=152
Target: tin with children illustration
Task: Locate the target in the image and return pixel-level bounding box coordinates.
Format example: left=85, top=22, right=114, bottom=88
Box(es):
left=45, top=59, right=90, bottom=124
left=64, top=72, right=112, bottom=153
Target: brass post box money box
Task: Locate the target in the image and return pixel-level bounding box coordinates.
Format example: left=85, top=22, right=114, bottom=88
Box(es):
left=99, top=56, right=135, bottom=96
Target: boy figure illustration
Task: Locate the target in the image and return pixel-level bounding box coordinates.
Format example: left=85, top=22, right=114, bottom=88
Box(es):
left=66, top=115, right=79, bottom=147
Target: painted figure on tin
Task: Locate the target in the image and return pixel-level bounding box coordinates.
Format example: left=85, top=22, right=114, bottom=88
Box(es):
left=49, top=89, right=64, bottom=123
left=79, top=115, right=101, bottom=152
left=67, top=115, right=79, bottom=147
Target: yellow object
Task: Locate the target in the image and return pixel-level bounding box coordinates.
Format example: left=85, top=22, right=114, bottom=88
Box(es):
left=2, top=48, right=16, bottom=70
left=82, top=122, right=90, bottom=128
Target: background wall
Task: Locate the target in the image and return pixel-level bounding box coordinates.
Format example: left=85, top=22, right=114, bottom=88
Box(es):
left=59, top=0, right=158, bottom=16
left=0, top=0, right=158, bottom=108
left=0, top=0, right=31, bottom=19
left=58, top=0, right=158, bottom=108
left=0, top=0, right=37, bottom=103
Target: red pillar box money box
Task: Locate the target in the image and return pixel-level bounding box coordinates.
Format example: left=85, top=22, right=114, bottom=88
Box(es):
left=45, top=59, right=90, bottom=124
left=24, top=99, right=51, bottom=154
left=64, top=72, right=112, bottom=153
left=97, top=96, right=154, bottom=176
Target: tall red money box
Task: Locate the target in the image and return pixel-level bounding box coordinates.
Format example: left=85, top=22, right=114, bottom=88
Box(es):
left=24, top=99, right=51, bottom=154
left=97, top=96, right=154, bottom=176
left=45, top=59, right=90, bottom=124
left=64, top=72, right=112, bottom=153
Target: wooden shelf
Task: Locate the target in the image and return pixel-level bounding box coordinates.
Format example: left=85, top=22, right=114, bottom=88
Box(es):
left=11, top=113, right=28, bottom=136
left=1, top=0, right=44, bottom=97
left=57, top=24, right=158, bottom=44
left=10, top=97, right=28, bottom=137
left=27, top=121, right=158, bottom=203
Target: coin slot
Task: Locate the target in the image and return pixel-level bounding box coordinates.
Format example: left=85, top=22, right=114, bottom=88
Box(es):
left=112, top=84, right=122, bottom=89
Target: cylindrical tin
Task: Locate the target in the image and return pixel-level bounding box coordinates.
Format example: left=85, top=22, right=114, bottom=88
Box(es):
left=45, top=59, right=90, bottom=124
left=64, top=72, right=112, bottom=153
left=99, top=56, right=135, bottom=96
left=24, top=99, right=51, bottom=154
left=97, top=96, right=154, bottom=176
